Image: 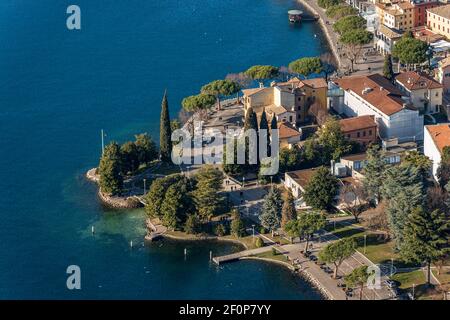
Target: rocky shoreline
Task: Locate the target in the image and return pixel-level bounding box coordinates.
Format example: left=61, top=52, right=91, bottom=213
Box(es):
left=86, top=168, right=144, bottom=209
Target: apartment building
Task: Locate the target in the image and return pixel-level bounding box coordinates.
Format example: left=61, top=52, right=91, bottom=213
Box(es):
left=427, top=4, right=450, bottom=38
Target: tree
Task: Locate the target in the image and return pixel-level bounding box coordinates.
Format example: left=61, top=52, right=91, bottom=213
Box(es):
left=341, top=182, right=367, bottom=222
left=120, top=141, right=139, bottom=174
left=400, top=207, right=450, bottom=285
left=184, top=214, right=201, bottom=234
left=201, top=79, right=241, bottom=109
left=362, top=201, right=390, bottom=236
left=134, top=133, right=158, bottom=165
left=215, top=224, right=227, bottom=237
left=160, top=91, right=172, bottom=162
left=160, top=178, right=193, bottom=230
left=333, top=15, right=366, bottom=35
left=230, top=210, right=246, bottom=238
left=340, top=29, right=373, bottom=72
left=244, top=65, right=279, bottom=81
left=319, top=238, right=357, bottom=278
left=144, top=174, right=186, bottom=218
left=437, top=146, right=450, bottom=188
left=191, top=165, right=224, bottom=221
left=402, top=150, right=432, bottom=188
left=98, top=142, right=123, bottom=195
left=318, top=0, right=342, bottom=9
left=223, top=137, right=245, bottom=176
left=281, top=191, right=297, bottom=227
left=345, top=266, right=369, bottom=300
left=259, top=108, right=270, bottom=154
left=279, top=146, right=303, bottom=173
left=319, top=52, right=335, bottom=82
left=303, top=166, right=339, bottom=211
left=284, top=211, right=327, bottom=252
left=383, top=54, right=394, bottom=82
left=382, top=165, right=424, bottom=247
left=181, top=93, right=216, bottom=114
left=244, top=106, right=258, bottom=131
left=326, top=5, right=357, bottom=19
left=362, top=144, right=386, bottom=204
left=288, top=57, right=323, bottom=78
left=392, top=36, right=428, bottom=67
left=316, top=117, right=352, bottom=161
left=260, top=188, right=283, bottom=235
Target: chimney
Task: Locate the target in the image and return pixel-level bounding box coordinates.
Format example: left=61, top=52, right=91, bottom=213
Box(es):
left=380, top=86, right=383, bottom=91
left=259, top=82, right=264, bottom=88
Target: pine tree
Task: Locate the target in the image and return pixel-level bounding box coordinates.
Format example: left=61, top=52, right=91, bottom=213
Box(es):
left=303, top=166, right=339, bottom=211
left=382, top=165, right=424, bottom=248
left=191, top=165, right=224, bottom=221
left=400, top=207, right=450, bottom=285
left=160, top=90, right=172, bottom=162
left=362, top=144, right=386, bottom=204
left=270, top=114, right=277, bottom=130
left=260, top=188, right=283, bottom=235
left=383, top=54, right=394, bottom=82
left=281, top=191, right=296, bottom=227
left=98, top=142, right=123, bottom=195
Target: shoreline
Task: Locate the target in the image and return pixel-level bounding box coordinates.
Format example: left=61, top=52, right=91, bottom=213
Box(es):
left=297, top=0, right=342, bottom=69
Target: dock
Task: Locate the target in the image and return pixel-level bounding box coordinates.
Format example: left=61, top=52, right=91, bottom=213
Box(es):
left=212, top=246, right=275, bottom=265
left=145, top=219, right=167, bottom=241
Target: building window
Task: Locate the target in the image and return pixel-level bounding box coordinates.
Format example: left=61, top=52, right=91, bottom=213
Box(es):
left=357, top=132, right=360, bottom=138
left=369, top=130, right=372, bottom=136
left=363, top=131, right=366, bottom=137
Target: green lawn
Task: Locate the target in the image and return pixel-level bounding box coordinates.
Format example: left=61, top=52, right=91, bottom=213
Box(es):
left=391, top=270, right=426, bottom=290
left=432, top=269, right=450, bottom=285
left=253, top=249, right=291, bottom=263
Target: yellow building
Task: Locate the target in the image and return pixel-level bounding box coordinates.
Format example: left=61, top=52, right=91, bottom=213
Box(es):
left=242, top=77, right=328, bottom=126
left=376, top=1, right=415, bottom=31
left=427, top=4, right=450, bottom=39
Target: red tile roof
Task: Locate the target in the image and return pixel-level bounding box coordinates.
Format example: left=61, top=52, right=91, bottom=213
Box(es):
left=334, top=74, right=410, bottom=116
left=339, top=115, right=377, bottom=133
left=395, top=71, right=443, bottom=91
left=278, top=122, right=301, bottom=139
left=426, top=124, right=450, bottom=153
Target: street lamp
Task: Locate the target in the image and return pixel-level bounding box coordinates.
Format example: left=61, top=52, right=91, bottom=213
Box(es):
left=143, top=179, right=147, bottom=195
left=242, top=176, right=245, bottom=188
left=412, top=283, right=415, bottom=300
left=252, top=224, right=255, bottom=237
left=364, top=234, right=367, bottom=254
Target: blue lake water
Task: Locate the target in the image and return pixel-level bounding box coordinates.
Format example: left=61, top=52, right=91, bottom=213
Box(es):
left=0, top=0, right=327, bottom=299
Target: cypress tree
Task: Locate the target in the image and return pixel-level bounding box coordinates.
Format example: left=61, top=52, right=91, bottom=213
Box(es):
left=281, top=190, right=296, bottom=227
left=383, top=54, right=394, bottom=82
left=160, top=90, right=172, bottom=162
left=260, top=187, right=283, bottom=235
left=270, top=114, right=277, bottom=130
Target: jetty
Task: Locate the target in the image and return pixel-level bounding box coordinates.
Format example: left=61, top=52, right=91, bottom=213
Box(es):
left=145, top=219, right=167, bottom=241
left=288, top=9, right=319, bottom=23
left=212, top=245, right=277, bottom=265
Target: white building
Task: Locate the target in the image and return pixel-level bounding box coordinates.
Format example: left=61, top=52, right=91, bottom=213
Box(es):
left=332, top=74, right=424, bottom=142
left=424, top=124, right=450, bottom=180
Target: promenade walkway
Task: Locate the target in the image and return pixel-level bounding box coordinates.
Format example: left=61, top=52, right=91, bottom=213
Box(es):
left=298, top=0, right=384, bottom=76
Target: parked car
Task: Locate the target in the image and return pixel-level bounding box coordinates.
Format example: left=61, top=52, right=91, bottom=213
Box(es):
left=385, top=279, right=397, bottom=289
left=309, top=255, right=317, bottom=261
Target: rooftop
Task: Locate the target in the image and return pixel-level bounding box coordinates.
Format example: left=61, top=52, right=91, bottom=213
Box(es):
left=277, top=77, right=328, bottom=89
left=334, top=73, right=410, bottom=116
left=425, top=124, right=450, bottom=153
left=285, top=168, right=319, bottom=187
left=339, top=115, right=377, bottom=133
left=278, top=122, right=301, bottom=139
left=427, top=4, right=450, bottom=19
left=395, top=71, right=443, bottom=90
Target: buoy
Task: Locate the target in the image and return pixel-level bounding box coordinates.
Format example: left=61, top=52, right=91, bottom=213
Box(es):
left=91, top=226, right=95, bottom=234
left=130, top=240, right=133, bottom=248
left=184, top=248, right=187, bottom=256
left=210, top=251, right=212, bottom=261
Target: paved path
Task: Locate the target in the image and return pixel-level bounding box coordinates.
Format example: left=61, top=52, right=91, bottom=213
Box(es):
left=298, top=0, right=384, bottom=76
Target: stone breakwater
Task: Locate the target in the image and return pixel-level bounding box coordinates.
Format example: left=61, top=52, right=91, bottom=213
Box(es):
left=297, top=0, right=342, bottom=69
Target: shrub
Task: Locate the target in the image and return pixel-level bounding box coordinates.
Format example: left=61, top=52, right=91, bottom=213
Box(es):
left=254, top=237, right=264, bottom=248
left=272, top=247, right=279, bottom=256
left=214, top=224, right=227, bottom=237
